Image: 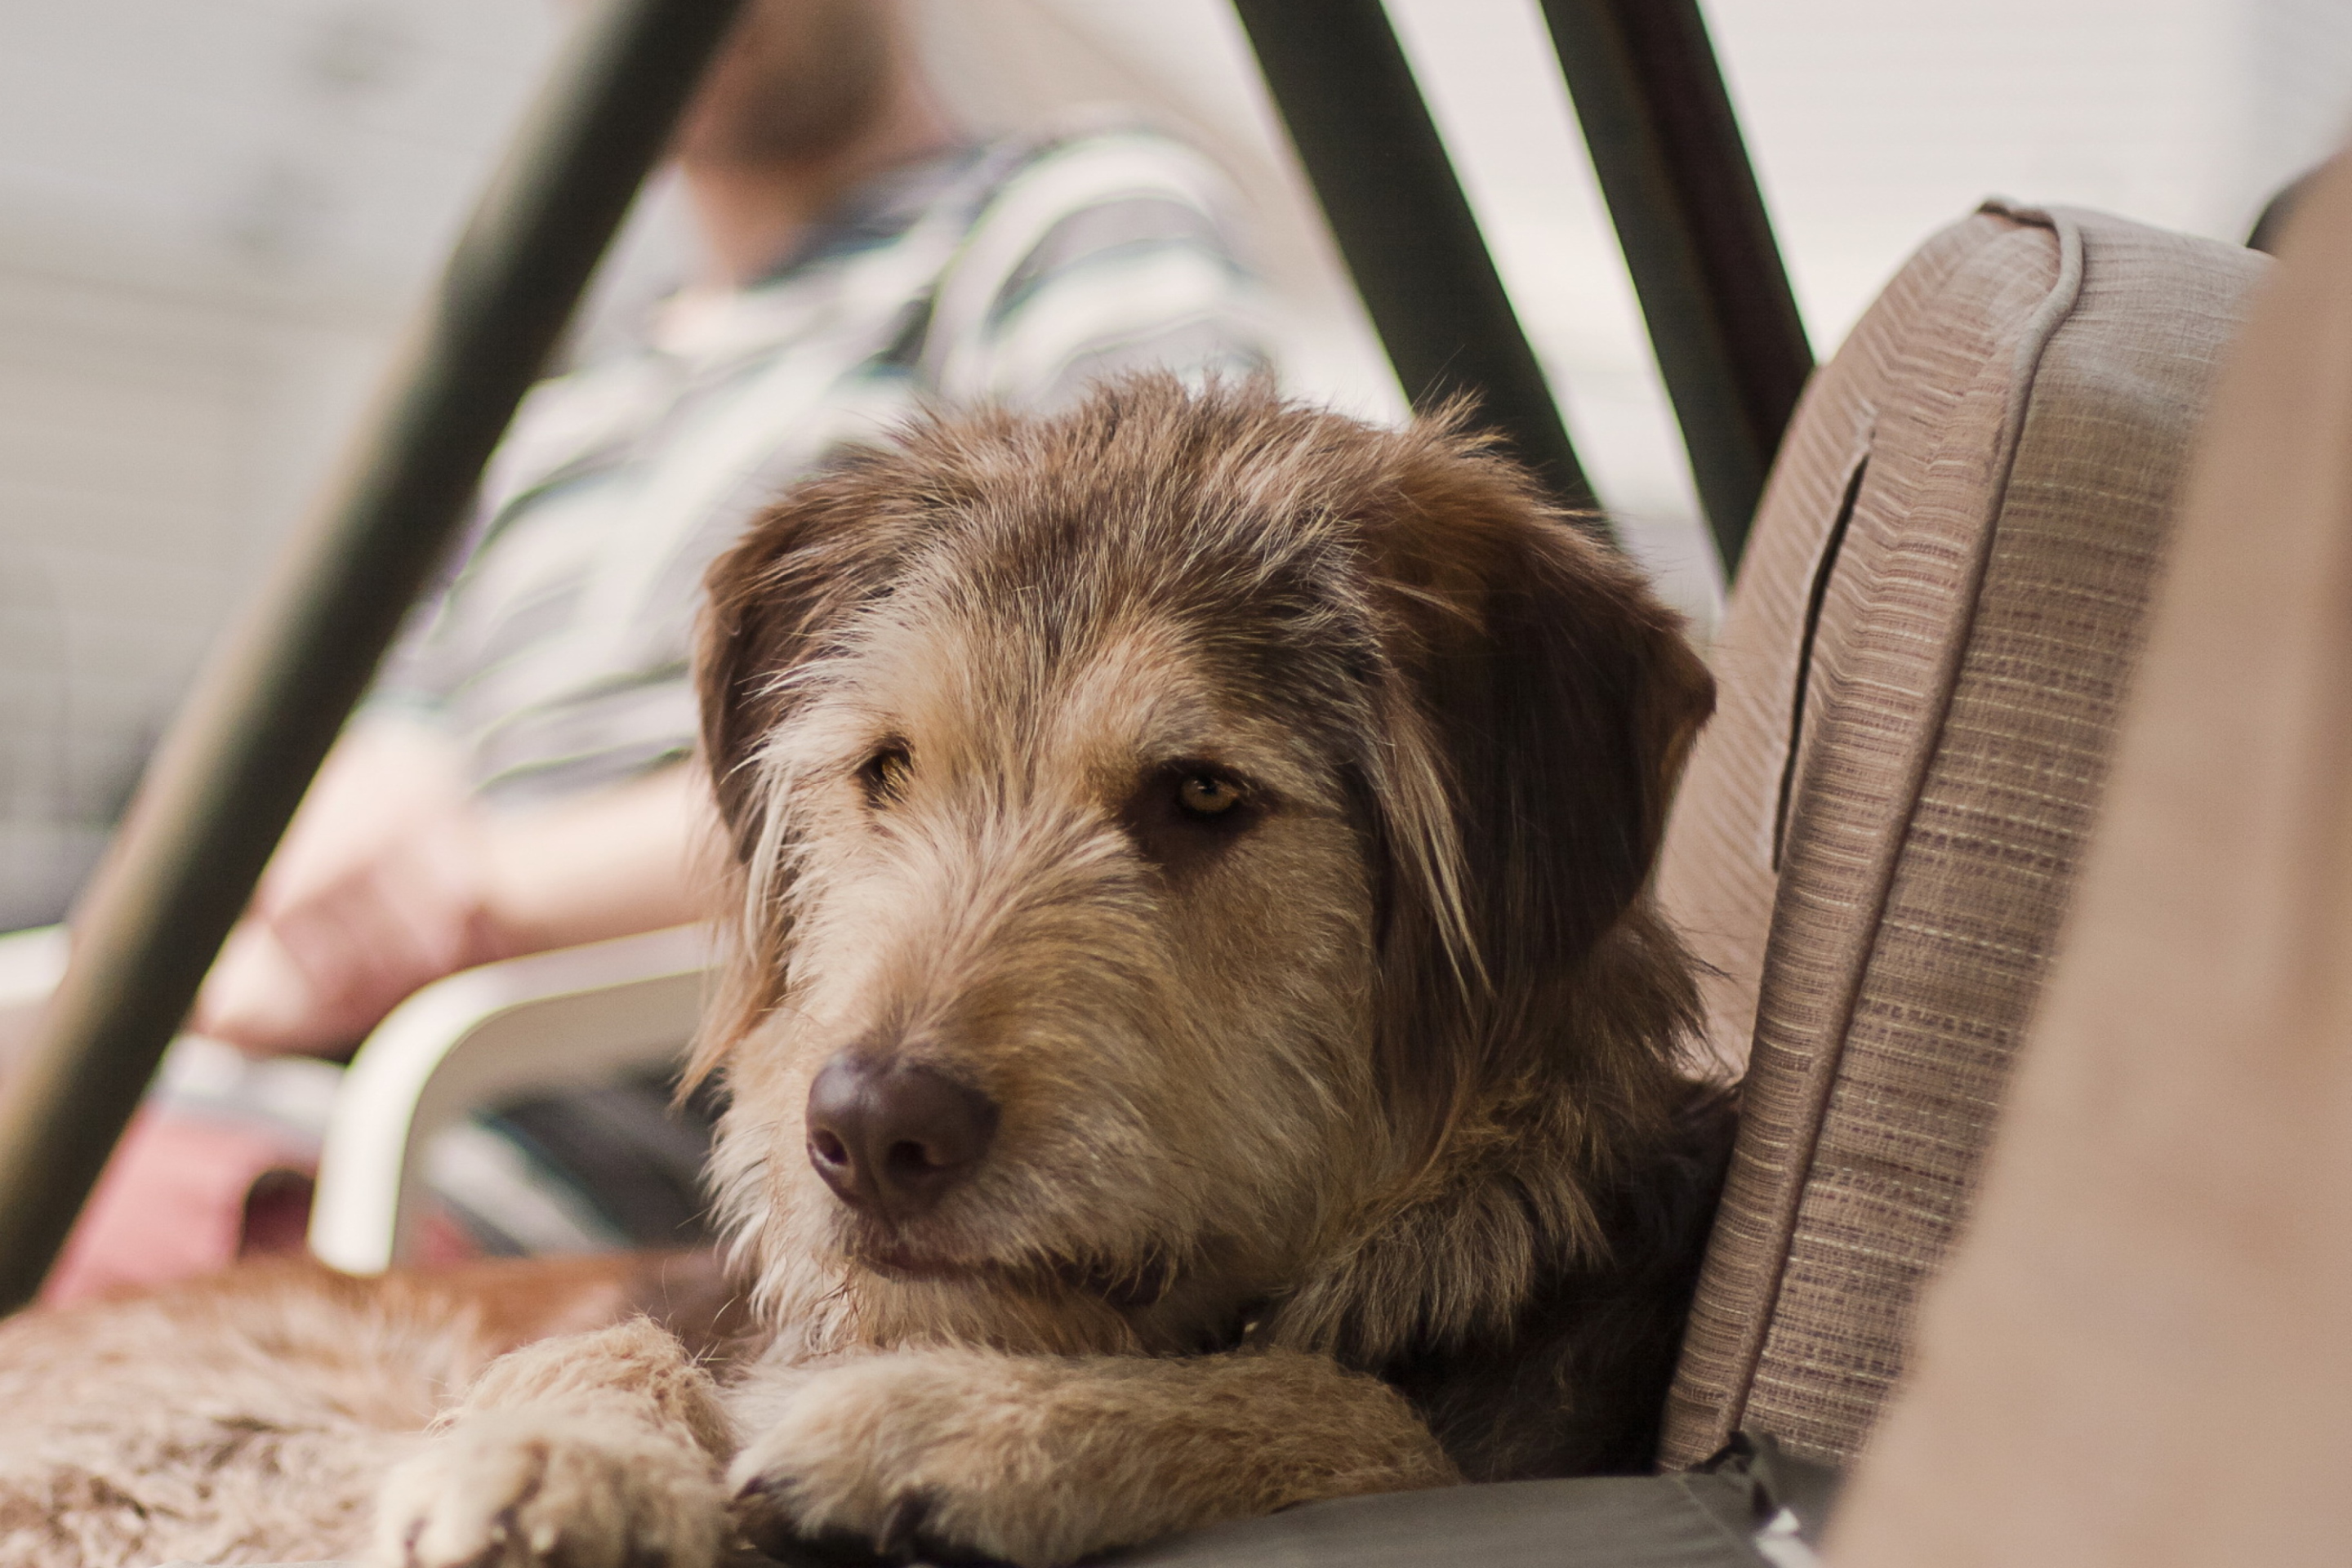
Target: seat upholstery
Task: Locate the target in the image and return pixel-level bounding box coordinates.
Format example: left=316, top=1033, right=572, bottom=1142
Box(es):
left=1829, top=149, right=2352, bottom=1568
left=1653, top=203, right=2265, bottom=1465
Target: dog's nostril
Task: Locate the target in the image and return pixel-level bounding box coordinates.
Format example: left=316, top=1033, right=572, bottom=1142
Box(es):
left=886, top=1138, right=934, bottom=1173
left=804, top=1052, right=1000, bottom=1220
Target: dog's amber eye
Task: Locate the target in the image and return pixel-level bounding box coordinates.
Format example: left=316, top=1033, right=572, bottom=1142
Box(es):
left=1124, top=762, right=1260, bottom=871
left=1174, top=772, right=1243, bottom=818
left=860, top=745, right=911, bottom=805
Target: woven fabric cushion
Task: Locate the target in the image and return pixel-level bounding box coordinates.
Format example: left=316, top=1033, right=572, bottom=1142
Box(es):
left=1653, top=203, right=2265, bottom=1466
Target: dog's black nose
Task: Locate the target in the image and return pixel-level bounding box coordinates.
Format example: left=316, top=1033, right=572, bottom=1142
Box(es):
left=805, top=1053, right=999, bottom=1219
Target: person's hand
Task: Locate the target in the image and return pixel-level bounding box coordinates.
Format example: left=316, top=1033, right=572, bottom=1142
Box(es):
left=194, top=797, right=501, bottom=1056
left=192, top=721, right=502, bottom=1057
left=190, top=720, right=723, bottom=1057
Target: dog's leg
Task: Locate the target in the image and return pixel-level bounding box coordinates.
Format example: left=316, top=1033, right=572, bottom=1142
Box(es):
left=728, top=1346, right=1459, bottom=1568
left=371, top=1316, right=734, bottom=1568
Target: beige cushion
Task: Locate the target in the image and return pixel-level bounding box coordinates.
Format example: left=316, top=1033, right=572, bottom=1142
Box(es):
left=1826, top=148, right=2352, bottom=1568
left=1655, top=203, right=2265, bottom=1465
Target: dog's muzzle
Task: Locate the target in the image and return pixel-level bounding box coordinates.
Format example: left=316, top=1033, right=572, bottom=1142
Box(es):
left=805, top=1051, right=1000, bottom=1222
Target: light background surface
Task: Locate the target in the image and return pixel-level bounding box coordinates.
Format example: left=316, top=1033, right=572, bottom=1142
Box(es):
left=1, top=0, right=2347, bottom=925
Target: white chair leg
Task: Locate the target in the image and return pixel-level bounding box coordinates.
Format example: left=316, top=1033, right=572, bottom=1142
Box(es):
left=307, top=924, right=715, bottom=1275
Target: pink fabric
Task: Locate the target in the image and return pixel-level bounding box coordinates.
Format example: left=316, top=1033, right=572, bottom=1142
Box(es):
left=41, top=1107, right=305, bottom=1306
left=42, top=1101, right=488, bottom=1303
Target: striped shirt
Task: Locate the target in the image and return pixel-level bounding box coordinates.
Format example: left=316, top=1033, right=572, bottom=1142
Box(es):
left=375, top=121, right=1273, bottom=805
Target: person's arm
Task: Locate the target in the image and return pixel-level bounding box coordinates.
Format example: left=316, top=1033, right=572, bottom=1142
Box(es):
left=476, top=763, right=720, bottom=956
left=192, top=718, right=720, bottom=1057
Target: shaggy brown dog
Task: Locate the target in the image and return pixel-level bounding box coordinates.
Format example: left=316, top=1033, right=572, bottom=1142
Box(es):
left=0, top=380, right=1728, bottom=1568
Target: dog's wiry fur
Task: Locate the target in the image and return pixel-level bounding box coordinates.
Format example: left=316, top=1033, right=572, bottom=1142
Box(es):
left=0, top=1254, right=734, bottom=1567
left=0, top=381, right=1728, bottom=1568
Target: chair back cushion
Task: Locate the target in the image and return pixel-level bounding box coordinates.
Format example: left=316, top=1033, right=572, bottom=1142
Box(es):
left=1654, top=203, right=2265, bottom=1465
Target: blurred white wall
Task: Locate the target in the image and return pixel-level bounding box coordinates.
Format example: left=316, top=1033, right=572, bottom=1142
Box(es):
left=1, top=0, right=2348, bottom=927
left=0, top=2, right=562, bottom=926
left=1709, top=0, right=2352, bottom=333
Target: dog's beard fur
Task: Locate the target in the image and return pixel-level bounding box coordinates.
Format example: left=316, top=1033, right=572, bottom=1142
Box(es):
left=693, top=376, right=1719, bottom=1387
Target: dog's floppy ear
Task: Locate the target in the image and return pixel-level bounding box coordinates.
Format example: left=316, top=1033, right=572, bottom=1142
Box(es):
left=697, top=451, right=929, bottom=862
left=691, top=450, right=932, bottom=1080
left=1354, top=421, right=1714, bottom=1126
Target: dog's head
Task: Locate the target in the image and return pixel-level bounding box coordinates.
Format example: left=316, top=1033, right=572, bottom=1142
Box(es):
left=693, top=379, right=1712, bottom=1356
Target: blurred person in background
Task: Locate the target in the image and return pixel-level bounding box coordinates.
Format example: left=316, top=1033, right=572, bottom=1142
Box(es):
left=48, top=0, right=1272, bottom=1300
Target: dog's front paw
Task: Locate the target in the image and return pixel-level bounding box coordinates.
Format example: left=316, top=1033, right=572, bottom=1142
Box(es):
left=728, top=1355, right=1102, bottom=1568
left=728, top=1348, right=1457, bottom=1568
left=373, top=1409, right=729, bottom=1568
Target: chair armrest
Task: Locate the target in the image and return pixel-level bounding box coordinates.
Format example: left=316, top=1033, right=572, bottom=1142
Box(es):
left=0, top=923, right=68, bottom=1001
left=307, top=924, right=715, bottom=1275
left=0, top=924, right=69, bottom=1067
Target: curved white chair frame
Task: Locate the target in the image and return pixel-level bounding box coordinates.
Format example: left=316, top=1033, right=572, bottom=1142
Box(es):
left=0, top=924, right=70, bottom=1062
left=307, top=923, right=715, bottom=1275
left=0, top=921, right=714, bottom=1276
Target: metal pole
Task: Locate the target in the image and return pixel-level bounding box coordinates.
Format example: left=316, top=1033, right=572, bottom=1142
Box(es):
left=0, top=0, right=746, bottom=1312
left=1231, top=0, right=1598, bottom=515
left=1536, top=0, right=1812, bottom=573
